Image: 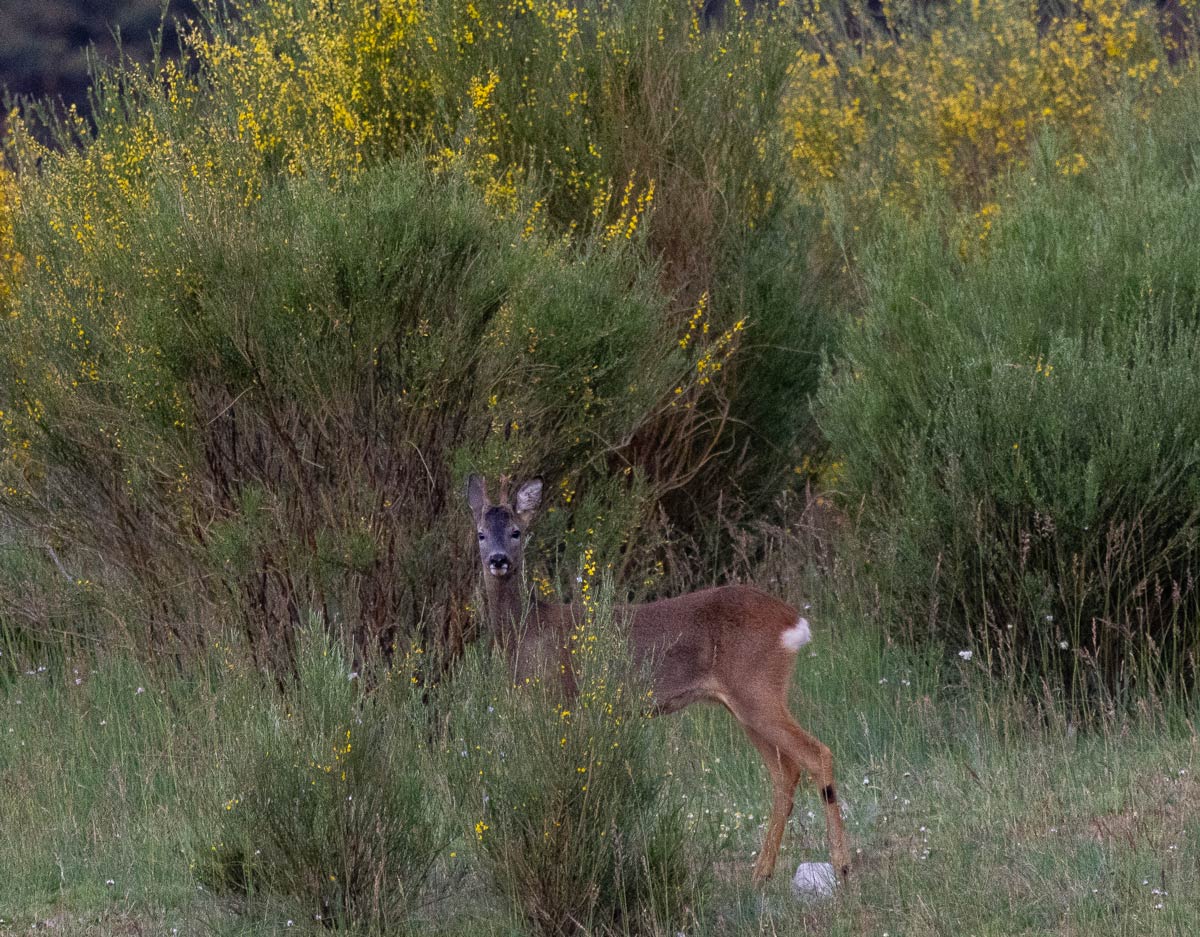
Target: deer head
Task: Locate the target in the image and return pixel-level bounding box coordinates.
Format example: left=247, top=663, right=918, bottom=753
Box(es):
left=465, top=474, right=544, bottom=580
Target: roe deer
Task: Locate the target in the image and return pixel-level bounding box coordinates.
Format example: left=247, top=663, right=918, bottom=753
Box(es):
left=466, top=473, right=851, bottom=884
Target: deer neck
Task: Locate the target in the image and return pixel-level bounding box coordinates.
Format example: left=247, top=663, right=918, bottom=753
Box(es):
left=483, top=571, right=536, bottom=645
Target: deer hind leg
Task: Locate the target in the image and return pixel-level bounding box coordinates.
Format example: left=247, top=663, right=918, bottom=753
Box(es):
left=773, top=714, right=851, bottom=882
left=729, top=700, right=851, bottom=884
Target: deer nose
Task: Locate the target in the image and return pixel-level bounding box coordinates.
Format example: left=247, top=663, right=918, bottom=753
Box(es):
left=487, top=554, right=510, bottom=575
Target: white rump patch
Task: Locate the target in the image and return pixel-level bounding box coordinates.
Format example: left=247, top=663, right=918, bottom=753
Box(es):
left=780, top=616, right=812, bottom=651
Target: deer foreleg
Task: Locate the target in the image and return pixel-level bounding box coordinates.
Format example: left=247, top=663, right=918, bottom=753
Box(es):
left=743, top=728, right=801, bottom=884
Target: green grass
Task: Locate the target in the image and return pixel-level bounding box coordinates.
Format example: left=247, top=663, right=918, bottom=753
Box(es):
left=3, top=608, right=1196, bottom=936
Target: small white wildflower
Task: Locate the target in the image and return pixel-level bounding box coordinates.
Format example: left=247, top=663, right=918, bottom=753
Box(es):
left=879, top=678, right=888, bottom=684
left=1059, top=641, right=1069, bottom=650
left=286, top=920, right=294, bottom=928
left=958, top=650, right=973, bottom=661
left=348, top=671, right=359, bottom=681
left=862, top=776, right=870, bottom=786
left=487, top=705, right=495, bottom=714
left=106, top=879, right=115, bottom=886
left=1045, top=614, right=1054, bottom=623
left=74, top=677, right=83, bottom=685
left=135, top=686, right=145, bottom=695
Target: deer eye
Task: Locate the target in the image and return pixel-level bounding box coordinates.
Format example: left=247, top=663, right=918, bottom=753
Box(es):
left=477, top=532, right=485, bottom=541
left=511, top=530, right=521, bottom=540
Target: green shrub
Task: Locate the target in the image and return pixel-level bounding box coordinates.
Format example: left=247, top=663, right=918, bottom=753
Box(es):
left=189, top=0, right=825, bottom=509
left=447, top=577, right=705, bottom=936
left=819, top=98, right=1200, bottom=699
left=196, top=621, right=441, bottom=929
left=1, top=153, right=684, bottom=664
left=0, top=1, right=832, bottom=661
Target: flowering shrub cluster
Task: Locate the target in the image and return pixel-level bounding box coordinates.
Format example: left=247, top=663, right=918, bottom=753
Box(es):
left=789, top=0, right=1189, bottom=205
left=0, top=168, right=21, bottom=490
left=0, top=0, right=1196, bottom=693
left=0, top=0, right=819, bottom=661
left=0, top=166, right=18, bottom=312
left=819, top=89, right=1200, bottom=697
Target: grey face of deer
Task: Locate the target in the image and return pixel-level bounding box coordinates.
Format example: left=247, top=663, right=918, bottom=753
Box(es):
left=465, top=475, right=543, bottom=579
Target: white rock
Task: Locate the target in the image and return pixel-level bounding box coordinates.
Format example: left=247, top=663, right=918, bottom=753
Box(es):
left=791, top=862, right=837, bottom=901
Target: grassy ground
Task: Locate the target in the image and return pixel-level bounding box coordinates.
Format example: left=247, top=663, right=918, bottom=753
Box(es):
left=3, top=609, right=1196, bottom=936
left=3, top=3, right=1199, bottom=934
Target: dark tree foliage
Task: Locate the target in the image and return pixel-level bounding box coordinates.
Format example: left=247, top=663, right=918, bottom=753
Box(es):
left=0, top=0, right=196, bottom=118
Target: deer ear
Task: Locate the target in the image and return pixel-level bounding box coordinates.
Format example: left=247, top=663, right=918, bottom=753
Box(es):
left=514, top=477, right=543, bottom=520
left=466, top=474, right=488, bottom=516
